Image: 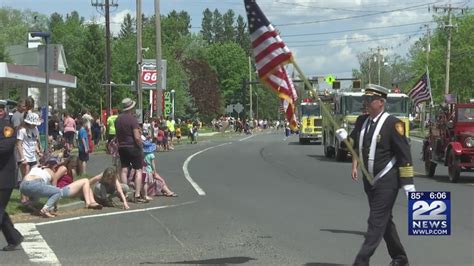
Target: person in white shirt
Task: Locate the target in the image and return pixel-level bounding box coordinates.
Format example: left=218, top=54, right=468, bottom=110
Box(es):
left=16, top=112, right=42, bottom=176
left=16, top=112, right=43, bottom=205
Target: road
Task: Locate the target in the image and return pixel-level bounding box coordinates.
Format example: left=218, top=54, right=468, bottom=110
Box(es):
left=3, top=132, right=474, bottom=265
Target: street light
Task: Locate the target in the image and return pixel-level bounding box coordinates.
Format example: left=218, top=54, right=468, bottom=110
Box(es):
left=30, top=31, right=51, bottom=153
left=170, top=89, right=175, bottom=120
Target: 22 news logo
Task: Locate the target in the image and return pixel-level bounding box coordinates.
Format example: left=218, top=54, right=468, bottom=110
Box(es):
left=408, top=192, right=451, bottom=236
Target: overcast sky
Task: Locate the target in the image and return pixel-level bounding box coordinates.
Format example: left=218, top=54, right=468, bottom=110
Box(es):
left=3, top=0, right=471, bottom=83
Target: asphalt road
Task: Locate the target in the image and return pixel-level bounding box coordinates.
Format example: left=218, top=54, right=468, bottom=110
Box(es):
left=3, top=132, right=474, bottom=265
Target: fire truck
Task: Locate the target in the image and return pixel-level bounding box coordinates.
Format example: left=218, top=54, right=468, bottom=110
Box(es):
left=322, top=90, right=411, bottom=161
left=298, top=99, right=322, bottom=144
left=422, top=101, right=474, bottom=182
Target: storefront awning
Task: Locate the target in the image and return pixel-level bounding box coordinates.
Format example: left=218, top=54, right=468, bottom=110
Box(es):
left=0, top=62, right=76, bottom=89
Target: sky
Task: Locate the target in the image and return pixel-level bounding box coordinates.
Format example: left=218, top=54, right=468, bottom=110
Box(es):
left=2, top=0, right=472, bottom=87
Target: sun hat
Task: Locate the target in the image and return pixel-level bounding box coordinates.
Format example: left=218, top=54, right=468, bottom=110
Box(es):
left=143, top=140, right=156, bottom=154
left=122, top=98, right=136, bottom=111
left=24, top=112, right=42, bottom=125
left=0, top=100, right=6, bottom=107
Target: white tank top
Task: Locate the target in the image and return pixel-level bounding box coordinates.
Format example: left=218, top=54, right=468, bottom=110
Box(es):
left=28, top=167, right=52, bottom=184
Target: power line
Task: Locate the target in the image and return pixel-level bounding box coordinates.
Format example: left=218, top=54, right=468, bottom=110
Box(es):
left=282, top=21, right=435, bottom=38
left=274, top=1, right=438, bottom=26
left=285, top=30, right=422, bottom=44
left=274, top=0, right=381, bottom=13
left=289, top=32, right=424, bottom=48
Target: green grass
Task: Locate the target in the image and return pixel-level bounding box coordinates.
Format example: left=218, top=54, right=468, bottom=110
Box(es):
left=7, top=174, right=92, bottom=215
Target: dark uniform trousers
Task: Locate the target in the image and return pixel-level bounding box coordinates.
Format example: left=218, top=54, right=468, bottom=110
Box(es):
left=0, top=118, right=23, bottom=246
left=353, top=177, right=407, bottom=265
left=353, top=115, right=409, bottom=266
left=0, top=189, right=22, bottom=245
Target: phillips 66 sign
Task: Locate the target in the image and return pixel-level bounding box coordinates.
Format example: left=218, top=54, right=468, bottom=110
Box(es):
left=141, top=59, right=167, bottom=89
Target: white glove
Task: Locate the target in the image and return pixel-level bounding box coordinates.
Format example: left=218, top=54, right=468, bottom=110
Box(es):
left=403, top=184, right=416, bottom=197
left=335, top=128, right=348, bottom=142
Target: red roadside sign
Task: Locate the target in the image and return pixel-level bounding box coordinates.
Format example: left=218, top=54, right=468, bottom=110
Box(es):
left=141, top=63, right=157, bottom=86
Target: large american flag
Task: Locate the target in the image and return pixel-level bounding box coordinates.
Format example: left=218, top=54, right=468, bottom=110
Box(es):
left=244, top=0, right=298, bottom=129
left=408, top=73, right=431, bottom=106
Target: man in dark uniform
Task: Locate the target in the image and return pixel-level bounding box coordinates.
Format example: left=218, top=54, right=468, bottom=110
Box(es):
left=0, top=99, right=24, bottom=251
left=337, top=84, right=415, bottom=266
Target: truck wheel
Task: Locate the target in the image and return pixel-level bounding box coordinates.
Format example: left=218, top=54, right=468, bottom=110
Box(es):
left=335, top=140, right=347, bottom=161
left=424, top=147, right=436, bottom=177
left=448, top=150, right=460, bottom=183
left=323, top=133, right=333, bottom=158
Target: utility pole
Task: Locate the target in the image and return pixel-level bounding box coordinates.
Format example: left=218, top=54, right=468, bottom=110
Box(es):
left=431, top=1, right=467, bottom=95
left=154, top=0, right=163, bottom=118
left=248, top=56, right=253, bottom=120
left=92, top=0, right=118, bottom=119
left=369, top=47, right=389, bottom=86
left=136, top=0, right=143, bottom=120
left=368, top=55, right=372, bottom=84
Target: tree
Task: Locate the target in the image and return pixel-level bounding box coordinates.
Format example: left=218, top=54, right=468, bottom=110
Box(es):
left=119, top=13, right=135, bottom=39
left=204, top=42, right=248, bottom=106
left=67, top=23, right=105, bottom=115
left=182, top=58, right=220, bottom=120
left=211, top=9, right=224, bottom=43
left=235, top=15, right=251, bottom=56
left=201, top=8, right=213, bottom=44
left=222, top=10, right=235, bottom=43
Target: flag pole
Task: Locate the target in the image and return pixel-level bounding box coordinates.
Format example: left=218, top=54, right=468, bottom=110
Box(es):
left=291, top=59, right=374, bottom=183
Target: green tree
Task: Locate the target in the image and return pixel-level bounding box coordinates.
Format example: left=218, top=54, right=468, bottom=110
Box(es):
left=235, top=15, right=251, bottom=56
left=67, top=23, right=105, bottom=115
left=204, top=42, right=247, bottom=106
left=406, top=12, right=474, bottom=103
left=119, top=13, right=135, bottom=38
left=222, top=10, right=235, bottom=42
left=211, top=9, right=224, bottom=43
left=201, top=8, right=213, bottom=44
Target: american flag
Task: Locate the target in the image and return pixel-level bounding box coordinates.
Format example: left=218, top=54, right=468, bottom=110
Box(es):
left=245, top=0, right=298, bottom=129
left=408, top=73, right=431, bottom=106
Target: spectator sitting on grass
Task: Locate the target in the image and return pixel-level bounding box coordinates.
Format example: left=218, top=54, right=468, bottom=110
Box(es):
left=90, top=167, right=130, bottom=209
left=51, top=156, right=103, bottom=210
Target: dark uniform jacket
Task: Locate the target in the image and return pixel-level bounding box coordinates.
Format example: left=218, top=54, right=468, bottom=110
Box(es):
left=0, top=118, right=17, bottom=190
left=350, top=113, right=414, bottom=190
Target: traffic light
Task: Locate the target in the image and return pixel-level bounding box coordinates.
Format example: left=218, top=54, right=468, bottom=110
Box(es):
left=332, top=81, right=341, bottom=90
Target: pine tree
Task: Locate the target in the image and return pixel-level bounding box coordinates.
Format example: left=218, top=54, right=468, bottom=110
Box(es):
left=201, top=8, right=213, bottom=44
left=212, top=9, right=224, bottom=43
left=222, top=10, right=235, bottom=43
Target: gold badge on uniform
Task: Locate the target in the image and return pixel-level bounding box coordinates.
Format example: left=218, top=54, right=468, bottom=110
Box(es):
left=3, top=126, right=14, bottom=138
left=395, top=122, right=405, bottom=136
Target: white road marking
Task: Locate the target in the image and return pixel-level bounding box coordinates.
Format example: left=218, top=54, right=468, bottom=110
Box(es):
left=15, top=223, right=60, bottom=264
left=239, top=135, right=255, bottom=141
left=183, top=142, right=231, bottom=195
left=35, top=200, right=197, bottom=226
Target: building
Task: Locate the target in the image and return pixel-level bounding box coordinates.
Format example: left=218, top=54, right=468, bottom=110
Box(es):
left=0, top=33, right=77, bottom=111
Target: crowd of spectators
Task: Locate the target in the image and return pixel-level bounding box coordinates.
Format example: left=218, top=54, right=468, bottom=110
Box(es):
left=9, top=97, right=181, bottom=218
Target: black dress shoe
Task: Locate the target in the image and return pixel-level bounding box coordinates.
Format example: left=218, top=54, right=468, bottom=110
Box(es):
left=389, top=259, right=409, bottom=266
left=3, top=236, right=24, bottom=251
